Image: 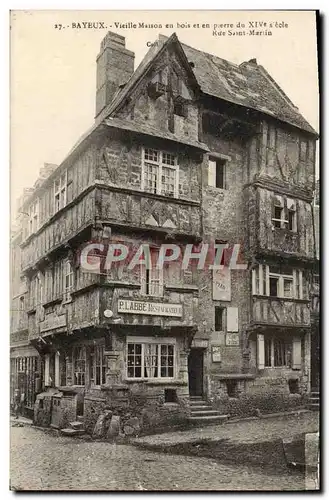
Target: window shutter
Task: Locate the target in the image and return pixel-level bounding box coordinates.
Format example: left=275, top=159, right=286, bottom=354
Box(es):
left=271, top=198, right=276, bottom=222
left=292, top=337, right=302, bottom=370
left=44, top=354, right=50, bottom=386
left=299, top=270, right=304, bottom=299
left=252, top=268, right=256, bottom=295
left=227, top=307, right=238, bottom=332
left=55, top=352, right=60, bottom=388
left=293, top=269, right=297, bottom=298
left=265, top=265, right=270, bottom=296
left=140, top=262, right=146, bottom=294
left=208, top=159, right=216, bottom=187
left=257, top=334, right=265, bottom=370
left=159, top=266, right=164, bottom=297
left=259, top=264, right=264, bottom=295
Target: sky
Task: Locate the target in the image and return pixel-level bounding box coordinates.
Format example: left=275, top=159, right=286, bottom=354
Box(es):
left=10, top=10, right=319, bottom=215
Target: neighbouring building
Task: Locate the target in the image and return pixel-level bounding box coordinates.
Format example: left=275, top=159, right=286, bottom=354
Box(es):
left=310, top=179, right=320, bottom=392
left=13, top=32, right=319, bottom=433
left=10, top=204, right=41, bottom=418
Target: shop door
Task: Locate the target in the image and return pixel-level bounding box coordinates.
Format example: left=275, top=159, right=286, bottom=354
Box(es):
left=188, top=348, right=204, bottom=397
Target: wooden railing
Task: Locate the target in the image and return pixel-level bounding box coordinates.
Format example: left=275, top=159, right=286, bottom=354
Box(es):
left=252, top=295, right=311, bottom=326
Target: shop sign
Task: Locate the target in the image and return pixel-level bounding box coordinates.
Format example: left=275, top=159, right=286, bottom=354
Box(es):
left=118, top=299, right=183, bottom=317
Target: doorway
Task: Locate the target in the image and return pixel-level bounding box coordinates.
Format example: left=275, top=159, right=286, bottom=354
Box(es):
left=188, top=348, right=204, bottom=397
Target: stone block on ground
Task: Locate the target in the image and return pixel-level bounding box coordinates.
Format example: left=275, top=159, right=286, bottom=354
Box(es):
left=123, top=417, right=141, bottom=437
left=106, top=415, right=121, bottom=439
left=92, top=414, right=107, bottom=439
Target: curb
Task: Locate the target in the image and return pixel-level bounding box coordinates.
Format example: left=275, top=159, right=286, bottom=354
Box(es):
left=226, top=408, right=312, bottom=425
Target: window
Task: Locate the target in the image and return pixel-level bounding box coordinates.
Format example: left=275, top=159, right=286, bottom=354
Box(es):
left=173, top=100, right=187, bottom=117
left=28, top=200, right=39, bottom=235
left=269, top=276, right=279, bottom=297
left=54, top=172, right=67, bottom=213
left=215, top=307, right=225, bottom=331
left=141, top=248, right=163, bottom=297
left=19, top=296, right=25, bottom=324
left=164, top=388, right=178, bottom=403
left=252, top=264, right=267, bottom=295
left=63, top=260, right=74, bottom=301
left=208, top=158, right=226, bottom=189
left=274, top=338, right=291, bottom=367
left=30, top=276, right=39, bottom=308
left=142, top=148, right=178, bottom=197
left=127, top=340, right=175, bottom=379
left=288, top=210, right=295, bottom=231
left=265, top=338, right=272, bottom=367
left=283, top=278, right=293, bottom=298
left=73, top=347, right=86, bottom=386
left=273, top=205, right=284, bottom=228
left=268, top=267, right=295, bottom=299
left=226, top=380, right=238, bottom=398
left=272, top=196, right=297, bottom=231
left=38, top=274, right=43, bottom=305
left=90, top=345, right=106, bottom=386
left=264, top=337, right=292, bottom=368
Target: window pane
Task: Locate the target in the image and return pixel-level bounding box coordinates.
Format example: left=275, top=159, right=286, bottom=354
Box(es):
left=269, top=277, right=279, bottom=297
left=144, top=163, right=158, bottom=193
left=216, top=160, right=225, bottom=189
left=274, top=339, right=284, bottom=366
left=161, top=167, right=176, bottom=196
left=265, top=338, right=272, bottom=367
left=273, top=206, right=282, bottom=227
left=283, top=279, right=293, bottom=298
left=208, top=160, right=216, bottom=187
left=215, top=307, right=224, bottom=331
left=162, top=153, right=176, bottom=166
left=144, top=149, right=159, bottom=162
left=288, top=210, right=295, bottom=231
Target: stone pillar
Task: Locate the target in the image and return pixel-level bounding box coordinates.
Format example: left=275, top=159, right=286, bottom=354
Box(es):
left=178, top=348, right=190, bottom=385
left=65, top=352, right=73, bottom=386
left=105, top=351, right=121, bottom=385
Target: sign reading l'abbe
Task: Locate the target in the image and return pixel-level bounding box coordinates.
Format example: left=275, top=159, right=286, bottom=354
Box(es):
left=118, top=299, right=183, bottom=317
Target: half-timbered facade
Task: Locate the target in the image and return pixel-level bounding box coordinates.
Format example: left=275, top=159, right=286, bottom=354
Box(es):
left=13, top=31, right=319, bottom=432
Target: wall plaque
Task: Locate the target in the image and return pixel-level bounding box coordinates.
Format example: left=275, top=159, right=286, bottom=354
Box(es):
left=226, top=332, right=240, bottom=346
left=211, top=345, right=221, bottom=363
left=117, top=299, right=183, bottom=317
left=212, top=268, right=231, bottom=301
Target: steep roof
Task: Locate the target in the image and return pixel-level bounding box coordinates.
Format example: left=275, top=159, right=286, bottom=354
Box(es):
left=181, top=41, right=317, bottom=135
left=100, top=33, right=317, bottom=136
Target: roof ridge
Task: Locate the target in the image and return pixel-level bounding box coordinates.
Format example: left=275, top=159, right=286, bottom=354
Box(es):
left=171, top=36, right=240, bottom=70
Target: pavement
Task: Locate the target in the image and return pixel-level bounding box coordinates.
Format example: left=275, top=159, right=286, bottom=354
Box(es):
left=10, top=414, right=319, bottom=491
left=132, top=411, right=319, bottom=448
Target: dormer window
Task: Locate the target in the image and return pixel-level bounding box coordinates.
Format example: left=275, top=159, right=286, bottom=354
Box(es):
left=173, top=98, right=187, bottom=118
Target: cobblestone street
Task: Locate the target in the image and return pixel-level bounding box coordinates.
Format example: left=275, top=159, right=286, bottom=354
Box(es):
left=10, top=425, right=307, bottom=491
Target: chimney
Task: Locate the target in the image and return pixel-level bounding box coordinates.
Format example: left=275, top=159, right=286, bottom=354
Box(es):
left=40, top=162, right=58, bottom=179
left=95, top=32, right=135, bottom=119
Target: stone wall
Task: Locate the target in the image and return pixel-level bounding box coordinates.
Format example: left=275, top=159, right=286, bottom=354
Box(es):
left=84, top=385, right=189, bottom=436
